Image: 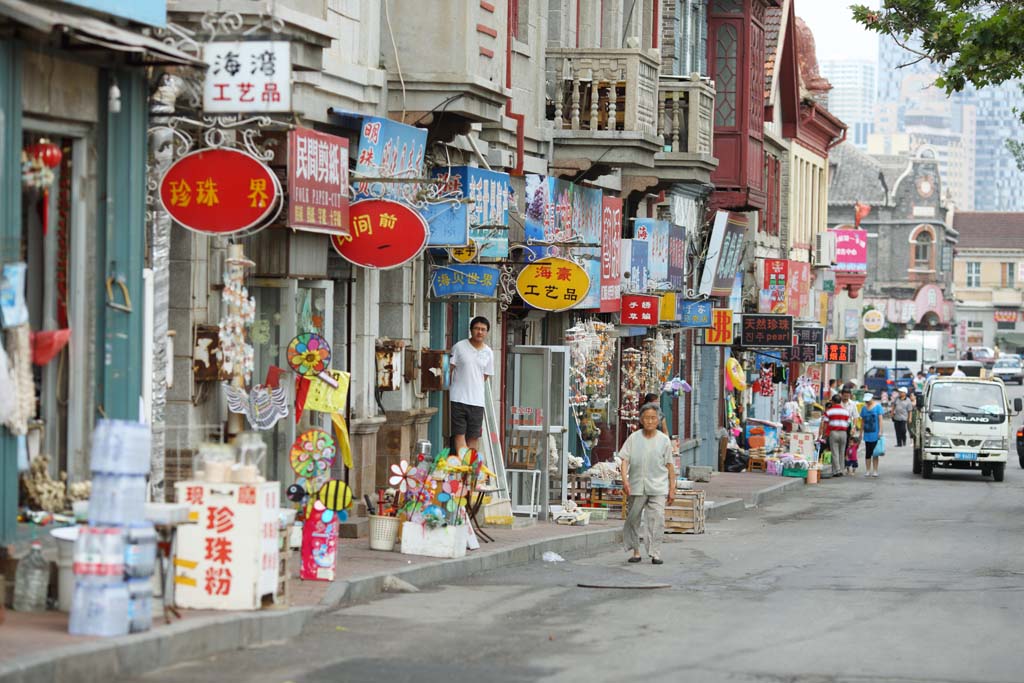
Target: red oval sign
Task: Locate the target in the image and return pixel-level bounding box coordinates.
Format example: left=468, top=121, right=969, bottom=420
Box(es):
left=331, top=199, right=428, bottom=269
left=159, top=148, right=280, bottom=235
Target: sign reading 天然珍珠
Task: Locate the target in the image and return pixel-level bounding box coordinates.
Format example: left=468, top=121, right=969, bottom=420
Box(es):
left=430, top=265, right=500, bottom=298
left=203, top=42, right=291, bottom=113
left=740, top=314, right=794, bottom=348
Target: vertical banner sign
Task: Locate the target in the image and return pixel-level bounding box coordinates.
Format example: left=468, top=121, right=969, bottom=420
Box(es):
left=203, top=42, right=291, bottom=113
left=843, top=309, right=860, bottom=339
left=635, top=219, right=671, bottom=289
left=740, top=314, right=794, bottom=348
left=704, top=308, right=734, bottom=345
left=620, top=239, right=649, bottom=293
left=668, top=223, right=686, bottom=290
left=791, top=261, right=810, bottom=318
left=833, top=229, right=868, bottom=271
left=572, top=185, right=603, bottom=309
left=287, top=128, right=350, bottom=236
left=353, top=116, right=426, bottom=202
left=600, top=196, right=623, bottom=312
left=699, top=211, right=749, bottom=297
left=620, top=294, right=661, bottom=326
left=761, top=258, right=788, bottom=313
left=819, top=292, right=831, bottom=331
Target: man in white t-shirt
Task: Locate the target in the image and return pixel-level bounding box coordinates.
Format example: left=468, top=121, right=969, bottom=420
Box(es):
left=449, top=316, right=495, bottom=450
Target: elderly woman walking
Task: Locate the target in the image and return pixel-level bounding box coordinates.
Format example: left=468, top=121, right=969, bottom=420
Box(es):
left=621, top=403, right=676, bottom=564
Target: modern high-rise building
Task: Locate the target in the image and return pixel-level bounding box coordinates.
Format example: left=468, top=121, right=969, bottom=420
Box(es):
left=972, top=82, right=1024, bottom=211
left=820, top=59, right=875, bottom=147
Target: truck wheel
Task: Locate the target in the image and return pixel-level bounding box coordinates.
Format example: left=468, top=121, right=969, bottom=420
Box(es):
left=982, top=466, right=991, bottom=477
left=922, top=461, right=933, bottom=479
left=993, top=463, right=1005, bottom=482
left=912, top=449, right=922, bottom=474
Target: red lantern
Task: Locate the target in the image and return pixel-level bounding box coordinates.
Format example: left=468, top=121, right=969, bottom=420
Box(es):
left=26, top=141, right=62, bottom=169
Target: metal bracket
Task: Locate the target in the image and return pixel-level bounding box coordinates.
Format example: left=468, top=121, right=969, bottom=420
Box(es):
left=105, top=276, right=133, bottom=313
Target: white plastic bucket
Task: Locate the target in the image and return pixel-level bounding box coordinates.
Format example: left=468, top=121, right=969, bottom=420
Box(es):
left=50, top=526, right=79, bottom=612
left=368, top=515, right=400, bottom=551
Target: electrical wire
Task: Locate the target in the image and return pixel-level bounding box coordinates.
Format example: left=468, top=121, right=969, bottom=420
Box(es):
left=383, top=0, right=407, bottom=122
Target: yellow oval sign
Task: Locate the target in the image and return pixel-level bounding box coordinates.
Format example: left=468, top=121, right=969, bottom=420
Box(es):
left=515, top=257, right=591, bottom=312
left=449, top=240, right=477, bottom=263
left=862, top=309, right=885, bottom=333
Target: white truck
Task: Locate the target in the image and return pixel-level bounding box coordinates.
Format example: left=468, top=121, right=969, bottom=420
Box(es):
left=912, top=377, right=1023, bottom=481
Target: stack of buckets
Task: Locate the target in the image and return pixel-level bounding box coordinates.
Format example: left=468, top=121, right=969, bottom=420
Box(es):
left=69, top=420, right=157, bottom=636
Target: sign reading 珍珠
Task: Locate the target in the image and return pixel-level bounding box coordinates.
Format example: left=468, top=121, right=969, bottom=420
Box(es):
left=330, top=199, right=427, bottom=269
left=430, top=264, right=500, bottom=298
left=287, top=127, right=349, bottom=236
left=159, top=148, right=280, bottom=235
left=516, top=257, right=590, bottom=312
left=740, top=314, right=794, bottom=348
left=203, top=42, right=291, bottom=113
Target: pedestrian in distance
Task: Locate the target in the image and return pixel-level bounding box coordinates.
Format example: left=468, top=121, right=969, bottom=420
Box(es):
left=621, top=403, right=675, bottom=565
left=860, top=393, right=885, bottom=477
left=642, top=392, right=670, bottom=435
left=840, top=385, right=862, bottom=470
left=822, top=394, right=850, bottom=477
left=448, top=316, right=494, bottom=452
left=891, top=387, right=914, bottom=448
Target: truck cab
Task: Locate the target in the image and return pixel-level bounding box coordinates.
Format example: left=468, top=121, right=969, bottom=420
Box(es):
left=912, top=377, right=1023, bottom=481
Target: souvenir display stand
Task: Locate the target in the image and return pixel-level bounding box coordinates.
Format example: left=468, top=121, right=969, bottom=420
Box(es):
left=566, top=320, right=615, bottom=467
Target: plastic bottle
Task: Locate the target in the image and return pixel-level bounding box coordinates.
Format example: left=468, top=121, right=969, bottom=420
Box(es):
left=13, top=541, right=51, bottom=612
left=124, top=523, right=156, bottom=578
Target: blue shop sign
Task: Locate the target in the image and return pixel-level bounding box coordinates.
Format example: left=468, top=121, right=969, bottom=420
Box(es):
left=430, top=264, right=500, bottom=298
left=678, top=300, right=712, bottom=328
left=423, top=166, right=511, bottom=254
left=63, top=0, right=166, bottom=26
left=635, top=218, right=671, bottom=289
left=352, top=115, right=426, bottom=201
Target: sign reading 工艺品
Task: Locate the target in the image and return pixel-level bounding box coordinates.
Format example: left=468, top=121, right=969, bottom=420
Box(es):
left=203, top=42, right=291, bottom=113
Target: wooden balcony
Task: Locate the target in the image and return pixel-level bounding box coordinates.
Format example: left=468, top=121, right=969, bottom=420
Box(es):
left=546, top=48, right=662, bottom=175
left=653, top=75, right=718, bottom=183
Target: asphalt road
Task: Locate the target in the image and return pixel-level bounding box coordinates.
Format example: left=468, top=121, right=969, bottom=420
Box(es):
left=123, top=413, right=1024, bottom=683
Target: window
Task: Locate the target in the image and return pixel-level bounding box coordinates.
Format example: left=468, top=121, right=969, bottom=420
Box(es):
left=691, top=0, right=707, bottom=75
left=966, top=261, right=981, bottom=288
left=997, top=321, right=1016, bottom=330
left=511, top=0, right=528, bottom=42
left=762, top=154, right=780, bottom=235
left=913, top=232, right=933, bottom=268
left=1001, top=262, right=1016, bottom=287
left=713, top=23, right=738, bottom=127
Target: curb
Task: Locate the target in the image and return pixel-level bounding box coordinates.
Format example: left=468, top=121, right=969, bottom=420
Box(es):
left=705, top=498, right=745, bottom=520
left=749, top=477, right=805, bottom=506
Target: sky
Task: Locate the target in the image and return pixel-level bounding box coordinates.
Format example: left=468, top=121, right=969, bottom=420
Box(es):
left=796, top=0, right=880, bottom=64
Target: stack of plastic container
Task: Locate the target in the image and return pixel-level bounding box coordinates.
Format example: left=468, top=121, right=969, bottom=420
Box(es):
left=69, top=420, right=155, bottom=636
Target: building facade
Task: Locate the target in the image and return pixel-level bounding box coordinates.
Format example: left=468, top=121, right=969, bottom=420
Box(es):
left=820, top=58, right=874, bottom=148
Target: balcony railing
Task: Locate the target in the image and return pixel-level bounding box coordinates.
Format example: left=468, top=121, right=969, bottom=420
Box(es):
left=547, top=48, right=659, bottom=137
left=656, top=75, right=715, bottom=156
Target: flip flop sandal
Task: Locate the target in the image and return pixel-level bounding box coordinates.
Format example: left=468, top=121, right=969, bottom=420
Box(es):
left=627, top=556, right=642, bottom=563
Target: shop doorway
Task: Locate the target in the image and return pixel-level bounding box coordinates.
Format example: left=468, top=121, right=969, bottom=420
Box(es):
left=18, top=128, right=90, bottom=479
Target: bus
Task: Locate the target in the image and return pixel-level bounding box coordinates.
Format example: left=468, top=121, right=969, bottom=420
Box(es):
left=864, top=332, right=942, bottom=374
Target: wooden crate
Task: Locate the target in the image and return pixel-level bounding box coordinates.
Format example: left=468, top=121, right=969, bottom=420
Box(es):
left=664, top=489, right=705, bottom=534
left=566, top=474, right=592, bottom=504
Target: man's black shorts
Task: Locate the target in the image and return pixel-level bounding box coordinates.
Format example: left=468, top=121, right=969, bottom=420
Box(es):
left=451, top=401, right=484, bottom=440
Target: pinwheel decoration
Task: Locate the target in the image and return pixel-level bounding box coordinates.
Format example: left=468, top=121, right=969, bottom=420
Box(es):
left=287, top=333, right=339, bottom=388
left=289, top=429, right=336, bottom=481
left=436, top=479, right=468, bottom=513
left=388, top=459, right=417, bottom=494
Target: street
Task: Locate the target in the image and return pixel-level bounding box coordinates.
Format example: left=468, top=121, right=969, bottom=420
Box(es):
left=120, top=392, right=1024, bottom=683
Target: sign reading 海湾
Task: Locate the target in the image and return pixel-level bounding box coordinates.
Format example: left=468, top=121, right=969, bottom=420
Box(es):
left=202, top=42, right=291, bottom=113
left=516, top=257, right=590, bottom=312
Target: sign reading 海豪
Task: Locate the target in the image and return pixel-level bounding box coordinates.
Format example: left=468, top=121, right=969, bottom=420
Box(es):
left=824, top=342, right=857, bottom=364
left=516, top=257, right=590, bottom=312
left=331, top=199, right=427, bottom=269
left=287, top=128, right=349, bottom=236
left=620, top=294, right=661, bottom=326
left=740, top=314, right=794, bottom=348
left=203, top=42, right=291, bottom=113
left=430, top=264, right=500, bottom=298
left=159, top=148, right=279, bottom=235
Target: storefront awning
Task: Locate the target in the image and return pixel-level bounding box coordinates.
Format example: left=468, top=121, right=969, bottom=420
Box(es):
left=0, top=0, right=204, bottom=67
left=995, top=332, right=1024, bottom=349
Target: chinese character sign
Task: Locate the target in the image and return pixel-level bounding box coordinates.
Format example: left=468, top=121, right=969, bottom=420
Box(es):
left=789, top=260, right=810, bottom=319
left=740, top=314, right=794, bottom=348
left=794, top=326, right=825, bottom=360
left=599, top=196, right=623, bottom=312
left=825, top=342, right=855, bottom=364
left=679, top=300, right=712, bottom=328
left=288, top=128, right=349, bottom=236
left=572, top=185, right=603, bottom=309
left=833, top=229, right=868, bottom=272
left=354, top=116, right=426, bottom=202
left=620, top=238, right=648, bottom=293
left=761, top=258, right=788, bottom=313
left=636, top=219, right=671, bottom=289
left=668, top=223, right=686, bottom=289
left=516, top=257, right=591, bottom=312
left=620, top=294, right=660, bottom=326
left=699, top=211, right=750, bottom=297
left=203, top=42, right=291, bottom=113
left=159, top=148, right=279, bottom=235
left=331, top=199, right=427, bottom=269
left=423, top=166, right=512, bottom=248
left=705, top=308, right=734, bottom=345
left=430, top=264, right=500, bottom=298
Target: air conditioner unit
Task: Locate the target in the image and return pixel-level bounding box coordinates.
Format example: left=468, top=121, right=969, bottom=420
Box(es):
left=813, top=231, right=836, bottom=268
left=486, top=148, right=514, bottom=169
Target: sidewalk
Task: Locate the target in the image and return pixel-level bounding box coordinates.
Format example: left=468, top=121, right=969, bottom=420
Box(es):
left=0, top=471, right=805, bottom=683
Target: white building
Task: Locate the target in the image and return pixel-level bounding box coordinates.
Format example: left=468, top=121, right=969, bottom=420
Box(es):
left=820, top=59, right=875, bottom=148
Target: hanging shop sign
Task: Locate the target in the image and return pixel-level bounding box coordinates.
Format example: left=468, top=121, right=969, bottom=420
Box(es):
left=620, top=294, right=661, bottom=326
left=449, top=241, right=477, bottom=263
left=422, top=166, right=512, bottom=252
left=620, top=239, right=648, bottom=293
left=679, top=300, right=713, bottom=328
left=599, top=196, right=623, bottom=312
left=202, top=41, right=292, bottom=113
left=430, top=264, right=500, bottom=298
left=740, top=314, right=794, bottom=348
left=782, top=345, right=818, bottom=363
left=635, top=218, right=671, bottom=289
left=572, top=185, right=603, bottom=310
left=789, top=261, right=810, bottom=319
left=994, top=310, right=1018, bottom=323
left=159, top=148, right=280, bottom=235
left=833, top=229, right=868, bottom=272
left=659, top=293, right=678, bottom=323
left=862, top=309, right=885, bottom=333
left=699, top=211, right=750, bottom=298
left=760, top=258, right=788, bottom=313
left=516, top=257, right=590, bottom=311
left=794, top=326, right=826, bottom=361
left=703, top=308, right=734, bottom=345
left=331, top=199, right=427, bottom=269
left=287, top=127, right=349, bottom=236
left=668, top=223, right=686, bottom=290
left=824, top=341, right=857, bottom=364
left=353, top=115, right=427, bottom=202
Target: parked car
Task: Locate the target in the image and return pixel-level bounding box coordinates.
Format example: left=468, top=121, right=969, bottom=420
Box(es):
left=864, top=365, right=915, bottom=394
left=991, top=358, right=1024, bottom=385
